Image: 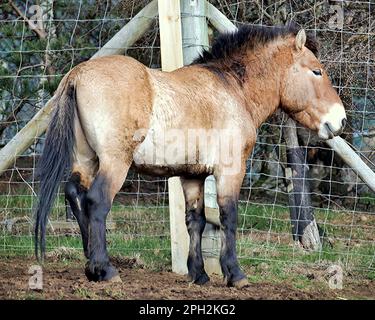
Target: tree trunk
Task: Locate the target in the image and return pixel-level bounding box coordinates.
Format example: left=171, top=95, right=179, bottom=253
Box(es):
left=282, top=115, right=321, bottom=251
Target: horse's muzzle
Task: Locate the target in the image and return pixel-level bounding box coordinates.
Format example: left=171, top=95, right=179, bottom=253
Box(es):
left=324, top=118, right=347, bottom=138
left=318, top=103, right=347, bottom=140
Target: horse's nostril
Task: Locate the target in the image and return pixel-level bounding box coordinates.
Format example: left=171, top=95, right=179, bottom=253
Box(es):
left=325, top=120, right=346, bottom=138
left=324, top=122, right=335, bottom=139
left=342, top=118, right=347, bottom=128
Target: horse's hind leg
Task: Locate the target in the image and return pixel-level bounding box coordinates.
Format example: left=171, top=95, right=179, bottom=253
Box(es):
left=181, top=177, right=210, bottom=285
left=84, top=157, right=130, bottom=282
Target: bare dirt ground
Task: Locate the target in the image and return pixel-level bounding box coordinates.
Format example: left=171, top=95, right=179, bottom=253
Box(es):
left=1, top=257, right=374, bottom=300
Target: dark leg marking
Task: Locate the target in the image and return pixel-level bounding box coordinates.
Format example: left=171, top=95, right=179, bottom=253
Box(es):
left=65, top=198, right=74, bottom=221
left=186, top=206, right=210, bottom=285
left=65, top=172, right=89, bottom=258
left=84, top=174, right=119, bottom=282
left=219, top=199, right=247, bottom=288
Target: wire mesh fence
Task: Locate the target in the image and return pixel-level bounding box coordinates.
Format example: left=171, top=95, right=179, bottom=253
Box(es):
left=0, top=0, right=374, bottom=277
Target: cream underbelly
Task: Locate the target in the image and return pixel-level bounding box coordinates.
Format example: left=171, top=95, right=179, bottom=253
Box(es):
left=131, top=130, right=216, bottom=177
left=131, top=125, right=242, bottom=177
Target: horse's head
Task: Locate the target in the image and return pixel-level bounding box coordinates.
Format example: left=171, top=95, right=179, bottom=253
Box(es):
left=280, top=29, right=346, bottom=140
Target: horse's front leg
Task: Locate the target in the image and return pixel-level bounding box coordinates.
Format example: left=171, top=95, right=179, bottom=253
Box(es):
left=181, top=178, right=209, bottom=285
left=215, top=172, right=249, bottom=289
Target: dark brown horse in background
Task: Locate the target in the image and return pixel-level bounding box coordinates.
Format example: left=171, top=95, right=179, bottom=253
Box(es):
left=35, top=25, right=346, bottom=288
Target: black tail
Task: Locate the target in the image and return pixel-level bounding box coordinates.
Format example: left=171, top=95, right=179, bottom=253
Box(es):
left=35, top=80, right=77, bottom=262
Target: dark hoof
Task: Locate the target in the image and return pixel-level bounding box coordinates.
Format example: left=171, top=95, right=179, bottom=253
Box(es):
left=85, top=262, right=120, bottom=282
left=188, top=272, right=210, bottom=285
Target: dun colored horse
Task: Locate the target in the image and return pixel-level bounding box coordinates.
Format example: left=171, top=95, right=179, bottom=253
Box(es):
left=35, top=25, right=346, bottom=288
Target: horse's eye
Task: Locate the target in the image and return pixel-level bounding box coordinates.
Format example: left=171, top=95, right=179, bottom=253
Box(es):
left=312, top=69, right=322, bottom=76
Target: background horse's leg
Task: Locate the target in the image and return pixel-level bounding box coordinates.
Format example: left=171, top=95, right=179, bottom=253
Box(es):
left=181, top=177, right=209, bottom=285
left=215, top=172, right=248, bottom=289
left=85, top=158, right=130, bottom=282
left=65, top=171, right=91, bottom=258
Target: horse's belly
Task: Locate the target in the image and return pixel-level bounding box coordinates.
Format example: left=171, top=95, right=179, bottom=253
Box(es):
left=132, top=130, right=215, bottom=177
left=131, top=163, right=211, bottom=178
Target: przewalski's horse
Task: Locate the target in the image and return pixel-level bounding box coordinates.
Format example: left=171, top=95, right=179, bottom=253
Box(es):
left=35, top=25, right=346, bottom=288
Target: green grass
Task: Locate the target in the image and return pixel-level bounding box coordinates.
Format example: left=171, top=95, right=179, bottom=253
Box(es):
left=1, top=233, right=171, bottom=271
left=1, top=190, right=375, bottom=283
left=0, top=191, right=66, bottom=219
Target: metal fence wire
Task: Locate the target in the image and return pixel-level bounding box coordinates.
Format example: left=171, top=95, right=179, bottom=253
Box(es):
left=0, top=0, right=374, bottom=276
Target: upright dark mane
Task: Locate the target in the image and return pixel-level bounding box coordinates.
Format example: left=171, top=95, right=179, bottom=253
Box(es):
left=192, top=24, right=319, bottom=84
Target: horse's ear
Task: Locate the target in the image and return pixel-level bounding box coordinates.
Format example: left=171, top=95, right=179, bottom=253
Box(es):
left=295, top=29, right=306, bottom=51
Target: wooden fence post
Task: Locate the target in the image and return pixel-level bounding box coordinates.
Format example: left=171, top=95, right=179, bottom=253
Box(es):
left=326, top=137, right=375, bottom=193
left=202, top=176, right=221, bottom=274
left=206, top=2, right=237, bottom=33
left=181, top=0, right=208, bottom=64
left=181, top=0, right=221, bottom=275
left=157, top=0, right=188, bottom=274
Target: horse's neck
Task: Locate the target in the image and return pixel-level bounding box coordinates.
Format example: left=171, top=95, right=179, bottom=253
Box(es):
left=239, top=46, right=286, bottom=129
